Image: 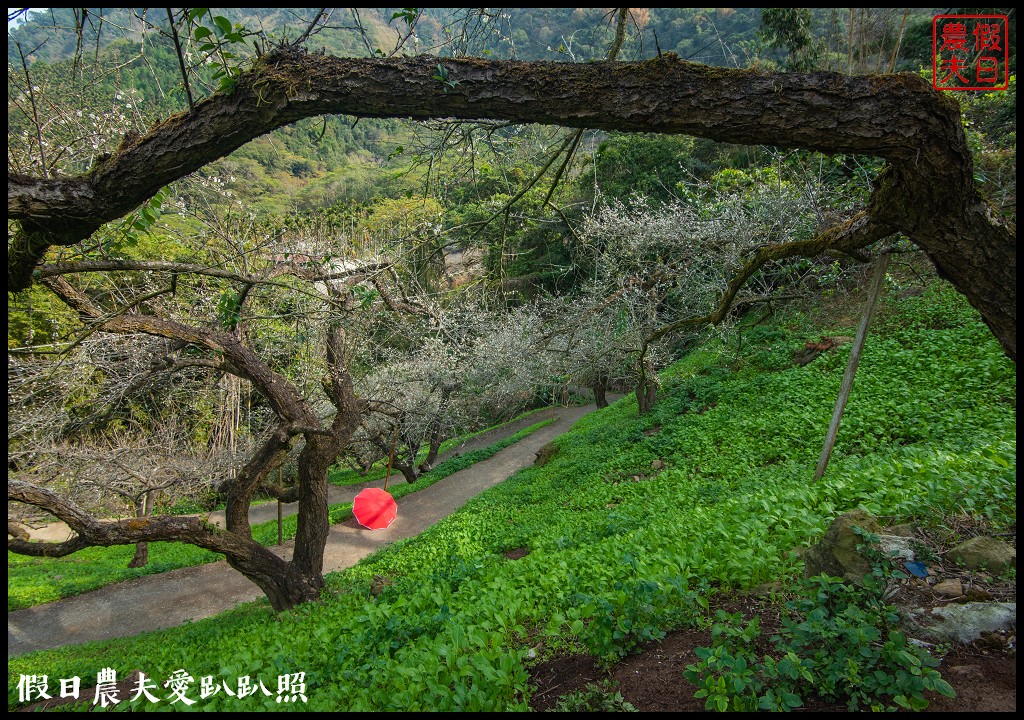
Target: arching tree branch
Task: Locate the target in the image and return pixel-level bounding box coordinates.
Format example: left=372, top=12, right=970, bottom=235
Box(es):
left=8, top=479, right=230, bottom=556
left=646, top=211, right=896, bottom=344
left=8, top=51, right=1014, bottom=357
left=41, top=275, right=321, bottom=426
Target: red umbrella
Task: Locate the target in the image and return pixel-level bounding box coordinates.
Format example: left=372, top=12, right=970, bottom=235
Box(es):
left=353, top=488, right=397, bottom=530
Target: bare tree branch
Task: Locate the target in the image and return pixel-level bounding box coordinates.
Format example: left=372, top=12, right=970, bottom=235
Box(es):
left=646, top=212, right=895, bottom=344
left=289, top=8, right=327, bottom=49
left=9, top=478, right=257, bottom=558
left=41, top=275, right=319, bottom=426
left=38, top=258, right=390, bottom=285
left=166, top=8, right=195, bottom=112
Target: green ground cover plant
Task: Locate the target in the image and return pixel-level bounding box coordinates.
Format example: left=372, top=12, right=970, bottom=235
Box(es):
left=7, top=419, right=554, bottom=611
left=8, top=281, right=1014, bottom=711
left=684, top=539, right=956, bottom=712
left=552, top=679, right=638, bottom=712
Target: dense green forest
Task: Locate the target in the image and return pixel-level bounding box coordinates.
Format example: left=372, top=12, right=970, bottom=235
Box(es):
left=7, top=7, right=1016, bottom=712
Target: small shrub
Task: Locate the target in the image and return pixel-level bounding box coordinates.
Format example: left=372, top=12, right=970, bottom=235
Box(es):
left=574, top=578, right=670, bottom=664
left=684, top=573, right=956, bottom=712
left=551, top=680, right=638, bottom=712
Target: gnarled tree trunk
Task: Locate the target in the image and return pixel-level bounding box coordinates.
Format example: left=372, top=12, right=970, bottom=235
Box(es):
left=127, top=489, right=154, bottom=569
left=636, top=379, right=657, bottom=415
left=9, top=277, right=364, bottom=611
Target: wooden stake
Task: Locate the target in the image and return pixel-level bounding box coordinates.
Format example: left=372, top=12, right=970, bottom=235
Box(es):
left=384, top=422, right=398, bottom=492
left=814, top=253, right=890, bottom=481
left=277, top=465, right=283, bottom=546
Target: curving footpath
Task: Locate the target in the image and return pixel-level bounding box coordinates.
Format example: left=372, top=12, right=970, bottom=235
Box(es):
left=8, top=404, right=598, bottom=658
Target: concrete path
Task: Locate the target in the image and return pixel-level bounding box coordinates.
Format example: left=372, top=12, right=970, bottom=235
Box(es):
left=8, top=404, right=597, bottom=657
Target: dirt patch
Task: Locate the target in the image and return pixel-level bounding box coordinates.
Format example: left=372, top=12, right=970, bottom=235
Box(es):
left=529, top=629, right=1015, bottom=713
left=528, top=654, right=605, bottom=712
left=927, top=644, right=1017, bottom=712
left=528, top=589, right=1016, bottom=712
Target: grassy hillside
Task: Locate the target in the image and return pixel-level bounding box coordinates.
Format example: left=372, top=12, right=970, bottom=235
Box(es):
left=7, top=278, right=1015, bottom=711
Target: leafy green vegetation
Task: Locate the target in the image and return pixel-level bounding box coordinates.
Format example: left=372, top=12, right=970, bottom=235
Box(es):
left=685, top=554, right=955, bottom=711
left=8, top=281, right=1014, bottom=711
left=552, top=679, right=638, bottom=712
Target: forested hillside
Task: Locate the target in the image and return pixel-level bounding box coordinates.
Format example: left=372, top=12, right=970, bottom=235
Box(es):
left=8, top=7, right=1016, bottom=712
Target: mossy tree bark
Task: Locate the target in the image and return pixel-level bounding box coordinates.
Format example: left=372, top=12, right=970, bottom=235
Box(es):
left=8, top=51, right=1015, bottom=358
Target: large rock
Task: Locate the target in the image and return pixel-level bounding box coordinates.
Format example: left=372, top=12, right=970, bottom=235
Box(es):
left=534, top=442, right=560, bottom=467
left=886, top=523, right=916, bottom=538
left=802, top=509, right=882, bottom=584
left=948, top=536, right=1016, bottom=572
left=903, top=602, right=1016, bottom=644
left=878, top=534, right=916, bottom=562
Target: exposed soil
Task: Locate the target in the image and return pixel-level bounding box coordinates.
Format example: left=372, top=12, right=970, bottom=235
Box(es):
left=503, top=546, right=531, bottom=561
left=529, top=525, right=1017, bottom=714
left=528, top=620, right=1016, bottom=712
